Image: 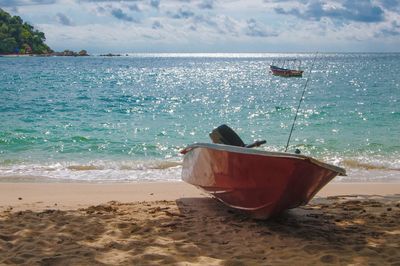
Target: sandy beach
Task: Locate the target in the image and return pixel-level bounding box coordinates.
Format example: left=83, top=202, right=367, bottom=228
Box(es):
left=0, top=182, right=399, bottom=265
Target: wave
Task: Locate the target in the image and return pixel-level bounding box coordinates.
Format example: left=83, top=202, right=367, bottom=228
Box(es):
left=0, top=155, right=399, bottom=183
left=342, top=159, right=400, bottom=171
left=0, top=160, right=183, bottom=183
left=66, top=160, right=181, bottom=171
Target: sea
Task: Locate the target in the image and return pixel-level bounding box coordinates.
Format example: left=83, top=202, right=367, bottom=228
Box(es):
left=0, top=53, right=399, bottom=183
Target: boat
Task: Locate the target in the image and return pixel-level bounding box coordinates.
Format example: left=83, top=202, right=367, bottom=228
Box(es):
left=181, top=125, right=346, bottom=219
left=181, top=54, right=343, bottom=219
left=270, top=65, right=303, bottom=77
left=270, top=59, right=304, bottom=77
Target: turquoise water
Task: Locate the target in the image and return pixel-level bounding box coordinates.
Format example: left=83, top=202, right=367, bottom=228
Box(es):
left=0, top=53, right=399, bottom=182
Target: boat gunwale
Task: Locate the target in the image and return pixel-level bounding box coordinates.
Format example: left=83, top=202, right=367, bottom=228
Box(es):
left=182, top=143, right=346, bottom=176
left=270, top=65, right=303, bottom=72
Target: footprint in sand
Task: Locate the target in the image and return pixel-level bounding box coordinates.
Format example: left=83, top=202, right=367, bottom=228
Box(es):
left=320, top=254, right=338, bottom=263
left=302, top=244, right=323, bottom=255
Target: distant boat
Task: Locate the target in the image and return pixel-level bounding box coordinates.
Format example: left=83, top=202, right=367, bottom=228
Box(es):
left=181, top=125, right=345, bottom=219
left=270, top=59, right=304, bottom=77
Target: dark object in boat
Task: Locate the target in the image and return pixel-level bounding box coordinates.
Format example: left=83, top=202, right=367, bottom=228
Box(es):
left=209, top=124, right=266, bottom=148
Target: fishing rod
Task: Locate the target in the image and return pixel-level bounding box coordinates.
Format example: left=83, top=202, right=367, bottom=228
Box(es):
left=284, top=52, right=318, bottom=152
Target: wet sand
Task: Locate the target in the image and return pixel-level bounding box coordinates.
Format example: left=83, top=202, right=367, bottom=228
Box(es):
left=0, top=182, right=399, bottom=265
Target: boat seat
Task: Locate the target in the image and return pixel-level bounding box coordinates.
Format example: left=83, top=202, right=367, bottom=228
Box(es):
left=209, top=124, right=266, bottom=148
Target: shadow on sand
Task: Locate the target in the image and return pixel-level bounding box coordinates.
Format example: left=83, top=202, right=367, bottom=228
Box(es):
left=0, top=195, right=399, bottom=265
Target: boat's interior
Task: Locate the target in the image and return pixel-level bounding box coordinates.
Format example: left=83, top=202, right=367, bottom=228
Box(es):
left=200, top=124, right=345, bottom=176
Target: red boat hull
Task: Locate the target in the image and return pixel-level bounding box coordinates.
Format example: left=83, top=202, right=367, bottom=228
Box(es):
left=181, top=143, right=345, bottom=219
left=270, top=65, right=303, bottom=77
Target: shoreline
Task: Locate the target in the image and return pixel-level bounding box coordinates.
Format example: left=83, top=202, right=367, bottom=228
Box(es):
left=0, top=181, right=399, bottom=212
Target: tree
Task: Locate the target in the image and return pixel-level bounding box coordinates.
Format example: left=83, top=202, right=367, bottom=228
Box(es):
left=0, top=37, right=17, bottom=53
left=0, top=8, right=52, bottom=54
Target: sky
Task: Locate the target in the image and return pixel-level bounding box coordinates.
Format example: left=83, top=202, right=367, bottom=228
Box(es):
left=1, top=0, right=400, bottom=53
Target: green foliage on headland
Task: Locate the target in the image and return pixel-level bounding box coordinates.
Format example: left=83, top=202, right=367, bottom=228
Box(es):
left=0, top=8, right=52, bottom=54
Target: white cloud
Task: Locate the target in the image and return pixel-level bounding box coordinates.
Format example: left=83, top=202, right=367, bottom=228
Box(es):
left=56, top=12, right=73, bottom=25
left=2, top=0, right=399, bottom=52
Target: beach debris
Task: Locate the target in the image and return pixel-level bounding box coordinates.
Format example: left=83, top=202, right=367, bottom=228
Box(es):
left=84, top=204, right=117, bottom=214
left=148, top=206, right=166, bottom=213
left=164, top=210, right=185, bottom=217
left=160, top=221, right=179, bottom=227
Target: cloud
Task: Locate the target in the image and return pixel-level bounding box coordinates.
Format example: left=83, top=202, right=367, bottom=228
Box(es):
left=221, top=16, right=239, bottom=35
left=150, top=0, right=160, bottom=9
left=152, top=20, right=162, bottom=29
left=198, top=0, right=214, bottom=9
left=380, top=0, right=400, bottom=10
left=274, top=0, right=385, bottom=23
left=192, top=14, right=217, bottom=27
left=245, top=18, right=277, bottom=37
left=379, top=28, right=400, bottom=36
left=84, top=2, right=142, bottom=23
left=0, top=0, right=56, bottom=6
left=128, top=4, right=140, bottom=12
left=96, top=6, right=105, bottom=13
left=342, top=1, right=385, bottom=22
left=111, top=8, right=136, bottom=22
left=10, top=6, right=18, bottom=12
left=169, top=6, right=195, bottom=19
left=376, top=21, right=400, bottom=36
left=4, top=0, right=400, bottom=52
left=78, top=0, right=142, bottom=2
left=56, top=12, right=73, bottom=25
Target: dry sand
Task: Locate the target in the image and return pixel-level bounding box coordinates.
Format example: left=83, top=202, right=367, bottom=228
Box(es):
left=0, top=182, right=399, bottom=265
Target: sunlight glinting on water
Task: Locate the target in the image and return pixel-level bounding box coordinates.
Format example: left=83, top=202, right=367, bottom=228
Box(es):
left=1, top=53, right=399, bottom=182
